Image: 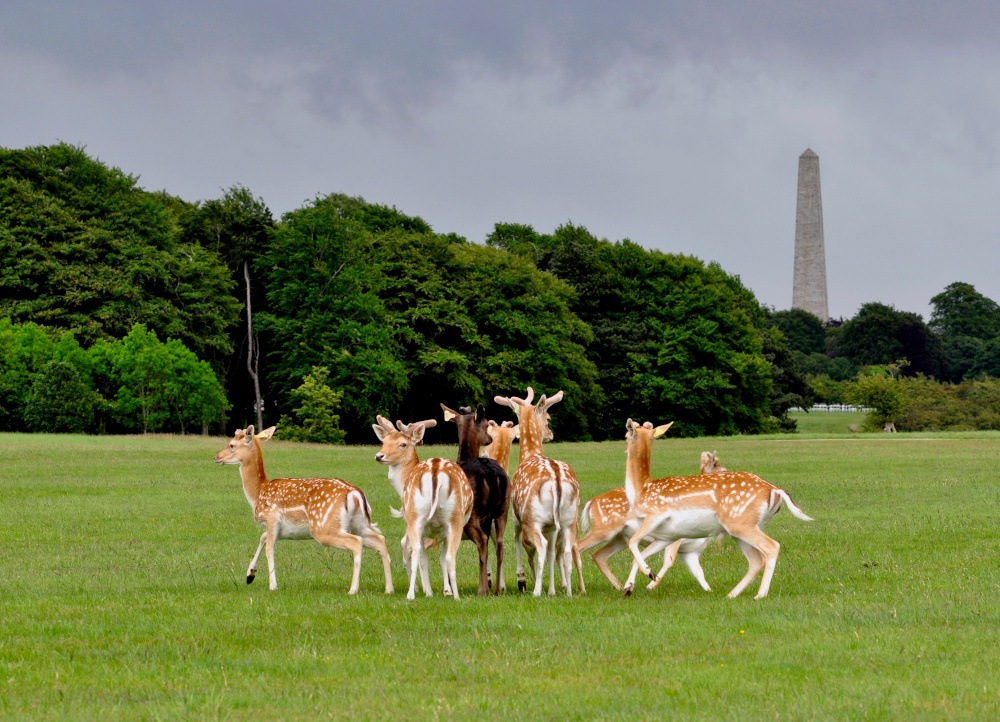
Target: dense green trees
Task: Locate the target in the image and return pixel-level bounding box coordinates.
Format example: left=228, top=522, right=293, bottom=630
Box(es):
left=489, top=223, right=782, bottom=437
left=9, top=143, right=1000, bottom=438
left=0, top=144, right=239, bottom=359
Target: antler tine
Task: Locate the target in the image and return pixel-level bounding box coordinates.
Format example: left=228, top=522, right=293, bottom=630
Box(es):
left=376, top=415, right=395, bottom=431
left=524, top=387, right=535, bottom=405
left=643, top=421, right=654, bottom=428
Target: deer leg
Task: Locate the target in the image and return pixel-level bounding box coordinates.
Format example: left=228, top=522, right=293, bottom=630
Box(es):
left=313, top=528, right=364, bottom=595
left=591, top=536, right=627, bottom=590
left=361, top=527, right=394, bottom=594
left=246, top=532, right=267, bottom=584
left=446, top=519, right=464, bottom=601
left=733, top=528, right=781, bottom=599
left=624, top=515, right=667, bottom=596
left=682, top=550, right=712, bottom=592
left=646, top=539, right=680, bottom=590
left=727, top=533, right=776, bottom=599
left=523, top=524, right=547, bottom=597
left=404, top=522, right=428, bottom=601
left=466, top=521, right=490, bottom=596
left=559, top=525, right=575, bottom=597
left=264, top=524, right=279, bottom=591
left=514, top=520, right=527, bottom=592
left=493, top=515, right=507, bottom=595
left=545, top=528, right=560, bottom=596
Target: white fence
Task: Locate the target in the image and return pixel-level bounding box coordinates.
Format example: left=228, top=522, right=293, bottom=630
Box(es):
left=791, top=404, right=870, bottom=413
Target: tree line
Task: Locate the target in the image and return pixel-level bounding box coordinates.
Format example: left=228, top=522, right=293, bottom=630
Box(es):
left=3, top=142, right=997, bottom=440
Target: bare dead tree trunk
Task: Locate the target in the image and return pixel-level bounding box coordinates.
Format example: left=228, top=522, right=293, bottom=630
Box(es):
left=244, top=260, right=264, bottom=430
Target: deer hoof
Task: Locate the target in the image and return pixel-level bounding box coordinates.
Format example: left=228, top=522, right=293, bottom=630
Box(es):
left=647, top=571, right=659, bottom=582
left=623, top=584, right=634, bottom=597
left=518, top=579, right=526, bottom=592
left=246, top=573, right=256, bottom=584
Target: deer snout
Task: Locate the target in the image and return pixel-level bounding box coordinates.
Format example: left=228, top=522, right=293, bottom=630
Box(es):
left=375, top=452, right=387, bottom=463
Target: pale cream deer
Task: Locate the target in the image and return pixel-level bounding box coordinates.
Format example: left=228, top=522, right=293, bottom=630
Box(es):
left=621, top=418, right=812, bottom=599
left=372, top=416, right=473, bottom=600
left=483, top=420, right=518, bottom=474
left=213, top=425, right=393, bottom=595
left=494, top=387, right=583, bottom=596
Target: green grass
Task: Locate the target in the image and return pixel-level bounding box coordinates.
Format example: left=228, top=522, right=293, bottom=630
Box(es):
left=2, top=430, right=998, bottom=720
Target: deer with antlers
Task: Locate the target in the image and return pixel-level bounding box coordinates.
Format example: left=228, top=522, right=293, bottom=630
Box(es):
left=494, top=387, right=582, bottom=597
left=577, top=432, right=730, bottom=593
left=372, top=416, right=473, bottom=600
left=213, top=425, right=393, bottom=595
left=620, top=418, right=812, bottom=599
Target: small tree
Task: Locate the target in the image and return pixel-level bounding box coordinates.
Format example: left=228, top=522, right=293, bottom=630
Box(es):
left=24, top=361, right=94, bottom=433
left=846, top=367, right=905, bottom=432
left=277, top=367, right=346, bottom=444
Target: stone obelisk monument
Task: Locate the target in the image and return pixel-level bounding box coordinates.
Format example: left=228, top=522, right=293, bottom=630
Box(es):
left=792, top=148, right=829, bottom=322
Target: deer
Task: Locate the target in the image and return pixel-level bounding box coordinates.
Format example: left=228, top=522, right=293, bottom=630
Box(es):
left=494, top=387, right=583, bottom=597
left=483, top=420, right=518, bottom=474
left=372, top=416, right=473, bottom=600
left=620, top=418, right=813, bottom=599
left=213, top=425, right=393, bottom=595
left=441, top=404, right=510, bottom=595
left=578, top=439, right=730, bottom=592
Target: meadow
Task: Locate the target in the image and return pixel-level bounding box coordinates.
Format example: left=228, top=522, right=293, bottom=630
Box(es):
left=1, top=412, right=998, bottom=720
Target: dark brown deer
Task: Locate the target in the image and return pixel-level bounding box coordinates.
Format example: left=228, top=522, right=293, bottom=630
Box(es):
left=441, top=404, right=510, bottom=595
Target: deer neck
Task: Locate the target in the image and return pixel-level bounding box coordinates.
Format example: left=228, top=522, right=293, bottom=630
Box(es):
left=624, top=436, right=653, bottom=507
left=490, top=438, right=511, bottom=470
left=517, top=408, right=544, bottom=458
left=238, top=446, right=267, bottom=508
left=386, top=453, right=420, bottom=498
left=456, top=434, right=480, bottom=463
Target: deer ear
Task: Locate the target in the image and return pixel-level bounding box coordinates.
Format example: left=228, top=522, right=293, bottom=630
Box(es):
left=411, top=423, right=427, bottom=445
left=256, top=426, right=276, bottom=443
left=653, top=422, right=673, bottom=438
left=475, top=405, right=486, bottom=423
left=440, top=403, right=457, bottom=423
left=625, top=418, right=637, bottom=434
left=372, top=423, right=389, bottom=441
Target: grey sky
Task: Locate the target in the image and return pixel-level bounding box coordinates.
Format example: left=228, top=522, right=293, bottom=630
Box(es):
left=3, top=2, right=999, bottom=320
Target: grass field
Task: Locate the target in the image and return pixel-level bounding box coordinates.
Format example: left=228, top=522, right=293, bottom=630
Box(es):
left=2, top=417, right=998, bottom=720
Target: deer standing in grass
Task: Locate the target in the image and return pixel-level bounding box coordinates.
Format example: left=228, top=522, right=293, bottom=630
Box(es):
left=373, top=416, right=473, bottom=600
left=441, top=404, right=510, bottom=595
left=621, top=418, right=812, bottom=599
left=577, top=431, right=728, bottom=592
left=494, top=387, right=582, bottom=596
left=213, top=425, right=393, bottom=595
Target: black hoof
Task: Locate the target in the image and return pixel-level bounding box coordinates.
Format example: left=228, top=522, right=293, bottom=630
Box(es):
left=518, top=579, right=526, bottom=592
left=246, top=573, right=256, bottom=585
left=623, top=584, right=634, bottom=597
left=647, top=571, right=659, bottom=582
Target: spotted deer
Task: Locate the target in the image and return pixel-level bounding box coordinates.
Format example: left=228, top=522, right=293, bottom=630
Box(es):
left=213, top=425, right=393, bottom=595
left=494, top=387, right=582, bottom=596
left=441, top=403, right=510, bottom=596
left=621, top=418, right=812, bottom=598
left=372, top=416, right=473, bottom=600
left=579, top=442, right=732, bottom=592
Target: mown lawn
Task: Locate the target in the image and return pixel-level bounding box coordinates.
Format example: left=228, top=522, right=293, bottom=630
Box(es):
left=1, top=424, right=997, bottom=720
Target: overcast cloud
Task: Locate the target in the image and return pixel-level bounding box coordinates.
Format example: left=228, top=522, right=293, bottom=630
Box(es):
left=3, top=2, right=999, bottom=320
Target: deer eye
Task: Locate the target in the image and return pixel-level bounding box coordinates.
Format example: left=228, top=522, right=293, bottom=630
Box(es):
left=398, top=442, right=407, bottom=448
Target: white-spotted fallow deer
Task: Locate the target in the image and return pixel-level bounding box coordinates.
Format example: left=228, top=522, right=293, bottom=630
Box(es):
left=621, top=419, right=812, bottom=599
left=578, top=442, right=731, bottom=592
left=494, top=387, right=582, bottom=596
left=214, top=425, right=393, bottom=595
left=372, top=416, right=473, bottom=600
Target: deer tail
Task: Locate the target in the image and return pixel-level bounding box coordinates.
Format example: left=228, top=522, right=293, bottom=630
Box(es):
left=772, top=489, right=813, bottom=522
left=580, top=498, right=594, bottom=535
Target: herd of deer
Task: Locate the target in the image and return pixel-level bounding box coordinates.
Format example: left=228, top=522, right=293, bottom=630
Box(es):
left=214, top=387, right=812, bottom=601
